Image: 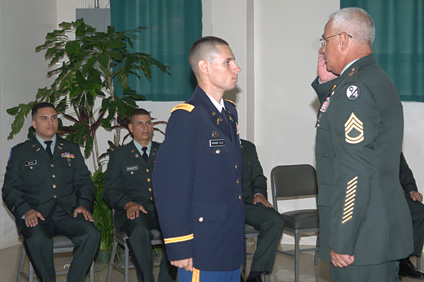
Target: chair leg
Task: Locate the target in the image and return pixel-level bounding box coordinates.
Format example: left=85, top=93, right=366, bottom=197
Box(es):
left=264, top=273, right=270, bottom=282
left=417, top=256, right=421, bottom=271
left=314, top=233, right=320, bottom=266
left=16, top=246, right=25, bottom=282
left=89, top=261, right=94, bottom=282
left=29, top=261, right=34, bottom=282
left=106, top=240, right=118, bottom=282
left=124, top=239, right=130, bottom=282
left=294, top=232, right=300, bottom=282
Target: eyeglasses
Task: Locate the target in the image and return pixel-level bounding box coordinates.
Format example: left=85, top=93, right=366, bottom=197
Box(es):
left=320, top=32, right=353, bottom=47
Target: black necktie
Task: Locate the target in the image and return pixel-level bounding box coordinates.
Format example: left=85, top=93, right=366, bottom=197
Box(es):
left=142, top=147, right=148, bottom=162
left=44, top=140, right=53, bottom=159
left=221, top=108, right=229, bottom=124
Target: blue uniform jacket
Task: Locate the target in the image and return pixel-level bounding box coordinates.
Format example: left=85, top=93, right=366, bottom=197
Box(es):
left=153, top=86, right=245, bottom=271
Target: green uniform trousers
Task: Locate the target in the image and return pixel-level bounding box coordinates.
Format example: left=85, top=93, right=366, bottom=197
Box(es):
left=330, top=260, right=399, bottom=282
left=245, top=202, right=284, bottom=273
left=121, top=212, right=176, bottom=282
left=21, top=206, right=100, bottom=282
left=404, top=193, right=424, bottom=257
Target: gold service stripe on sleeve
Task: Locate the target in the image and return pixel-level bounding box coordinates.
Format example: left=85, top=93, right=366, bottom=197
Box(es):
left=164, top=233, right=194, bottom=244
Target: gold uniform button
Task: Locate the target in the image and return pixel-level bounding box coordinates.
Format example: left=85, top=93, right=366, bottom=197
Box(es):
left=216, top=149, right=221, bottom=154
left=52, top=174, right=56, bottom=178
left=199, top=217, right=204, bottom=222
left=52, top=184, right=56, bottom=188
left=148, top=188, right=152, bottom=192
left=146, top=168, right=150, bottom=173
left=239, top=195, right=242, bottom=200
left=50, top=164, right=54, bottom=168
left=235, top=164, right=238, bottom=169
left=150, top=197, right=153, bottom=201
left=53, top=195, right=57, bottom=199
left=147, top=178, right=151, bottom=182
left=131, top=171, right=134, bottom=175
left=30, top=166, right=33, bottom=170
left=236, top=179, right=240, bottom=184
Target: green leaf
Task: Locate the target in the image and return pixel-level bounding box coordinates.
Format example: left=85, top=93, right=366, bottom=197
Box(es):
left=75, top=22, right=87, bottom=38
left=65, top=41, right=81, bottom=56
left=98, top=53, right=109, bottom=68
left=100, top=118, right=112, bottom=130
left=126, top=93, right=146, bottom=101
left=6, top=106, right=19, bottom=116
left=116, top=99, right=126, bottom=120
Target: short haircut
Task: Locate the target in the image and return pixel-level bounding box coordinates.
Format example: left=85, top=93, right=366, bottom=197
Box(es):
left=188, top=36, right=229, bottom=75
left=31, top=102, right=56, bottom=120
left=330, top=7, right=375, bottom=46
left=129, top=108, right=151, bottom=123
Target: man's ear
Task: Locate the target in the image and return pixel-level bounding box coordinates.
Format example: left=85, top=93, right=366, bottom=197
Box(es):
left=340, top=32, right=350, bottom=52
left=128, top=123, right=133, bottom=133
left=31, top=120, right=36, bottom=130
left=198, top=60, right=209, bottom=75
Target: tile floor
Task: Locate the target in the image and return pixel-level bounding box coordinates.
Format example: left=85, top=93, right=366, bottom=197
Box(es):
left=0, top=240, right=421, bottom=281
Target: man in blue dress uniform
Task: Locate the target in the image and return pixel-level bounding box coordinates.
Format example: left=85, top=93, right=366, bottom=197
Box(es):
left=153, top=36, right=245, bottom=282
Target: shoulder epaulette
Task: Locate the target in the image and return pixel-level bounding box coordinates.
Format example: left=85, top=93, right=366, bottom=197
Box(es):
left=225, top=99, right=236, bottom=107
left=171, top=103, right=195, bottom=114
left=13, top=140, right=29, bottom=149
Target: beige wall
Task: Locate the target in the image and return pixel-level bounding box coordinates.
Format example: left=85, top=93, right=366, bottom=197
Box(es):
left=1, top=0, right=423, bottom=250
left=0, top=0, right=57, bottom=249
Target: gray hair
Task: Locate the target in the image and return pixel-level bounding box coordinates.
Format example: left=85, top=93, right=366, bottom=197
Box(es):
left=330, top=7, right=375, bottom=46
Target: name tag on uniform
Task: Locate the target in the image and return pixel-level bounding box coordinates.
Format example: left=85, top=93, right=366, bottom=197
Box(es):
left=126, top=165, right=138, bottom=171
left=25, top=160, right=37, bottom=166
left=209, top=139, right=225, bottom=147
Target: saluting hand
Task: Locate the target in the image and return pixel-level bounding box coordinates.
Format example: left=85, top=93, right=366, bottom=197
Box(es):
left=317, top=52, right=338, bottom=83
left=74, top=206, right=94, bottom=222
left=253, top=194, right=273, bottom=208
left=24, top=209, right=45, bottom=227
left=125, top=201, right=148, bottom=220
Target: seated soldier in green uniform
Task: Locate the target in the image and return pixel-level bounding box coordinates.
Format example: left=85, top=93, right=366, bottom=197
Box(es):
left=398, top=152, right=424, bottom=279
left=2, top=102, right=100, bottom=282
left=104, top=108, right=176, bottom=282
left=241, top=139, right=284, bottom=282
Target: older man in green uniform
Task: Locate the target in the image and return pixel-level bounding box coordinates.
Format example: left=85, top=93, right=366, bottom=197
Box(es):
left=312, top=7, right=413, bottom=281
left=104, top=108, right=176, bottom=282
left=2, top=102, right=100, bottom=282
left=241, top=139, right=284, bottom=282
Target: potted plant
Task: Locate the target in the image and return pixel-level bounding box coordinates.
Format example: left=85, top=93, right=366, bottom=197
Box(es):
left=6, top=19, right=170, bottom=258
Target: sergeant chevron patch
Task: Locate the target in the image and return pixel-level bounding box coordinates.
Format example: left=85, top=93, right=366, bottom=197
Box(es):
left=342, top=176, right=358, bottom=224
left=345, top=113, right=364, bottom=144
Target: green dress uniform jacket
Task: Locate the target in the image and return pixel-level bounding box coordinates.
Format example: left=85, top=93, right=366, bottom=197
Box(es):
left=2, top=136, right=94, bottom=234
left=241, top=139, right=268, bottom=203
left=104, top=140, right=160, bottom=230
left=241, top=139, right=284, bottom=274
left=104, top=141, right=176, bottom=282
left=311, top=54, right=413, bottom=265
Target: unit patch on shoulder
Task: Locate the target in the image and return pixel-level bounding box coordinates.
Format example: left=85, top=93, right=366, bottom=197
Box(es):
left=346, top=85, right=360, bottom=100
left=345, top=112, right=364, bottom=144
left=171, top=103, right=195, bottom=114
